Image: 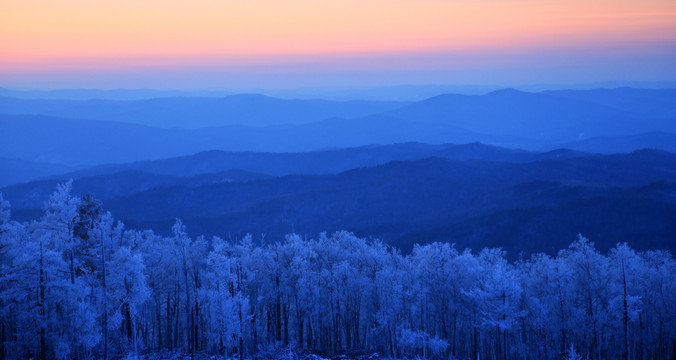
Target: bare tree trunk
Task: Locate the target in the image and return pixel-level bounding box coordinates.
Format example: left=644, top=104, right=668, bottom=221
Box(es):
left=181, top=251, right=192, bottom=355
left=237, top=263, right=244, bottom=360
left=1, top=313, right=6, bottom=360
left=166, top=295, right=172, bottom=351
left=622, top=262, right=629, bottom=360
left=502, top=292, right=507, bottom=360
left=194, top=297, right=199, bottom=352
left=133, top=315, right=139, bottom=359
left=283, top=303, right=289, bottom=345
left=276, top=273, right=282, bottom=343
left=298, top=314, right=304, bottom=349
left=39, top=241, right=46, bottom=360
left=100, top=227, right=108, bottom=360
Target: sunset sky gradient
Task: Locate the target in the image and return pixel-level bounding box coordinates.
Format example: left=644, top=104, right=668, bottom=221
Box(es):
left=1, top=0, right=675, bottom=89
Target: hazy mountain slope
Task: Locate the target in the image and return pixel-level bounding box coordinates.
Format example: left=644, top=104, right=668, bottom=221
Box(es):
left=0, top=158, right=75, bottom=187
left=0, top=142, right=597, bottom=213
left=271, top=114, right=530, bottom=148
left=2, top=83, right=676, bottom=101
left=108, top=150, right=676, bottom=219
left=0, top=87, right=230, bottom=101
left=385, top=88, right=676, bottom=142
left=543, top=88, right=676, bottom=119
left=0, top=114, right=209, bottom=165
left=1, top=171, right=179, bottom=209
left=62, top=142, right=452, bottom=179
left=5, top=88, right=674, bottom=168
left=0, top=169, right=270, bottom=209
left=545, top=132, right=676, bottom=154
left=0, top=114, right=518, bottom=166
left=0, top=142, right=548, bottom=197
left=23, top=142, right=592, bottom=187
left=0, top=94, right=408, bottom=128
left=4, top=87, right=673, bottom=142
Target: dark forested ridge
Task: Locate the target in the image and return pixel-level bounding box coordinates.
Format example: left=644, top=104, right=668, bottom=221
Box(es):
left=0, top=187, right=674, bottom=360
left=0, top=142, right=580, bottom=209
left=4, top=147, right=675, bottom=257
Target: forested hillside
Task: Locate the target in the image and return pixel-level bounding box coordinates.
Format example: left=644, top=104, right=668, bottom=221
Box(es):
left=1, top=185, right=674, bottom=360
left=5, top=148, right=674, bottom=257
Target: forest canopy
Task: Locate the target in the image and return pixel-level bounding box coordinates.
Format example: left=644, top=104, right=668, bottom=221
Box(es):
left=1, top=183, right=674, bottom=360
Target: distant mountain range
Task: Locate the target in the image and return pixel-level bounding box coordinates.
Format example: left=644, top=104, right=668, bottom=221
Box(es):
left=0, top=112, right=527, bottom=166
left=3, top=144, right=675, bottom=257
left=385, top=88, right=676, bottom=141
left=2, top=87, right=676, bottom=171
left=0, top=114, right=206, bottom=165
left=3, top=87, right=674, bottom=132
left=541, top=87, right=676, bottom=118
left=3, top=81, right=676, bottom=101
left=2, top=87, right=676, bottom=186
left=0, top=87, right=234, bottom=101
left=0, top=94, right=408, bottom=128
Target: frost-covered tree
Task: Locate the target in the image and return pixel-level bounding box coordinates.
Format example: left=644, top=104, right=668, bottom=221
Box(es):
left=2, top=185, right=675, bottom=360
left=565, top=343, right=582, bottom=360
left=204, top=236, right=249, bottom=357
left=558, top=235, right=613, bottom=359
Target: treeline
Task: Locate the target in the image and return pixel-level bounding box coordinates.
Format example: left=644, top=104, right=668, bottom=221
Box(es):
left=1, top=182, right=675, bottom=360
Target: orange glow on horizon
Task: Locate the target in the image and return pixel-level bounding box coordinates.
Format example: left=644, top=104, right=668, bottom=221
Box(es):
left=1, top=0, right=675, bottom=72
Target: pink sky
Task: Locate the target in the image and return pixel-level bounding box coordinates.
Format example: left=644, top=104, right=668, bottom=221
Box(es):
left=1, top=0, right=675, bottom=88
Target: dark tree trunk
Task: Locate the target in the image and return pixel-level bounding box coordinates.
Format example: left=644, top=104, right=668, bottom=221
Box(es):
left=622, top=262, right=629, bottom=360
left=39, top=241, right=46, bottom=360
left=276, top=274, right=282, bottom=343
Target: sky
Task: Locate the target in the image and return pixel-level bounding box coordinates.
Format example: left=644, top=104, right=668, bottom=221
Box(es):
left=1, top=0, right=675, bottom=89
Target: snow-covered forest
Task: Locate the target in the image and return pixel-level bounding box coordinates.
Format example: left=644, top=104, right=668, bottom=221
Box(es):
left=1, top=182, right=675, bottom=360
